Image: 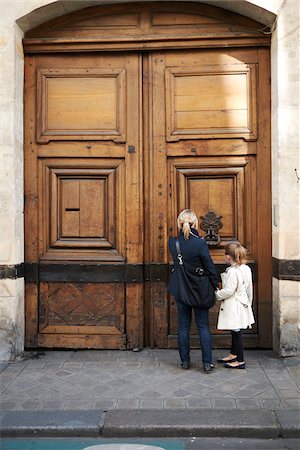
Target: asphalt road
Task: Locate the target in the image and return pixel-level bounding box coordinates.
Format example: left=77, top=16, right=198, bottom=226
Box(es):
left=1, top=437, right=299, bottom=450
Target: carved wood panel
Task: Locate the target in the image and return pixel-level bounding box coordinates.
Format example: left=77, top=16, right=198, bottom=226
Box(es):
left=166, top=64, right=257, bottom=141
left=39, top=282, right=125, bottom=334
left=167, top=156, right=258, bottom=338
left=38, top=158, right=125, bottom=261
left=37, top=68, right=126, bottom=143
left=24, top=2, right=269, bottom=51
left=168, top=156, right=256, bottom=261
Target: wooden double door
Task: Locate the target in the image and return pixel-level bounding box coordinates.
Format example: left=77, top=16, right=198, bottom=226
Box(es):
left=25, top=47, right=271, bottom=349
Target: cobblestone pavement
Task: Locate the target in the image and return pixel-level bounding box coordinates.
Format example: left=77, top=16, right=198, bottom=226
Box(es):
left=0, top=349, right=299, bottom=412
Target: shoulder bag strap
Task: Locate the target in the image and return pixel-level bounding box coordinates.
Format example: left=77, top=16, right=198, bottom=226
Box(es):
left=175, top=239, right=184, bottom=266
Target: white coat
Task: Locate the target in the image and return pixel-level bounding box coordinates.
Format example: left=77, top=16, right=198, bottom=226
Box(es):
left=215, top=264, right=255, bottom=330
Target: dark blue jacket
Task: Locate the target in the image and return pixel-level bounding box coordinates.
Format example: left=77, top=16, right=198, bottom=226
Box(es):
left=168, top=228, right=218, bottom=299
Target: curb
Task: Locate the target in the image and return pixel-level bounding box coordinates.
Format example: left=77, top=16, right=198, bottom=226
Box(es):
left=102, top=409, right=279, bottom=439
left=0, top=410, right=104, bottom=437
left=0, top=409, right=299, bottom=439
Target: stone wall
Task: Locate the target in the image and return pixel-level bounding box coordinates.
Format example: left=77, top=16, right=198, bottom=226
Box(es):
left=271, top=0, right=300, bottom=356
left=0, top=3, right=26, bottom=361
left=0, top=0, right=299, bottom=360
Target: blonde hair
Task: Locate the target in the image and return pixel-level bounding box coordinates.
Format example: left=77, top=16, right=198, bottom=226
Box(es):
left=177, top=209, right=198, bottom=240
left=225, top=243, right=246, bottom=265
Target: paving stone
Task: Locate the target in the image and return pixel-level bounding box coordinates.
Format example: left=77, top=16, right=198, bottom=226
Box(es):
left=0, top=363, right=9, bottom=373
left=24, top=386, right=59, bottom=400
left=138, top=390, right=163, bottom=398
left=139, top=399, right=164, bottom=409
left=122, top=362, right=142, bottom=368
left=101, top=362, right=123, bottom=368
left=286, top=366, right=300, bottom=384
left=174, top=381, right=210, bottom=397
left=185, top=398, right=212, bottom=409
left=40, top=400, right=68, bottom=410
left=53, top=370, right=73, bottom=378
left=281, top=398, right=300, bottom=409
left=91, top=399, right=117, bottom=409
left=8, top=379, right=38, bottom=392
left=259, top=399, right=285, bottom=410
left=172, top=389, right=194, bottom=398
left=62, top=362, right=84, bottom=369
left=116, top=399, right=140, bottom=409
left=212, top=399, right=237, bottom=409
left=141, top=362, right=160, bottom=368
left=163, top=398, right=186, bottom=409
left=18, top=400, right=42, bottom=410
left=0, top=400, right=19, bottom=409
left=236, top=399, right=261, bottom=409
left=64, top=399, right=94, bottom=410
left=252, top=388, right=279, bottom=399
left=42, top=362, right=64, bottom=371
left=83, top=362, right=103, bottom=368
left=25, top=361, right=47, bottom=369
left=277, top=388, right=300, bottom=398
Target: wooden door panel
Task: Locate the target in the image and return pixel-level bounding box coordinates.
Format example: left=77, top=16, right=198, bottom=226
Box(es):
left=25, top=53, right=142, bottom=349
left=150, top=48, right=270, bottom=348
left=167, top=155, right=258, bottom=340
left=168, top=156, right=256, bottom=261
left=166, top=63, right=257, bottom=141
left=37, top=68, right=126, bottom=143
left=39, top=282, right=125, bottom=343
left=38, top=158, right=124, bottom=259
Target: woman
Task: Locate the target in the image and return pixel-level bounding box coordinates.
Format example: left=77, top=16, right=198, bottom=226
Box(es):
left=215, top=243, right=255, bottom=369
left=168, top=209, right=218, bottom=373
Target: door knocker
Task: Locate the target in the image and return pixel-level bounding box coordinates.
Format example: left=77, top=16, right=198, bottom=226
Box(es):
left=200, top=211, right=223, bottom=246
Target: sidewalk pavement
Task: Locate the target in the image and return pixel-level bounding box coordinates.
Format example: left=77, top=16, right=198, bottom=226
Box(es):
left=0, top=349, right=299, bottom=438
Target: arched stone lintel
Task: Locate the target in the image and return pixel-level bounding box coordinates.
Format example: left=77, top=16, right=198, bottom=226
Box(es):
left=17, top=0, right=278, bottom=33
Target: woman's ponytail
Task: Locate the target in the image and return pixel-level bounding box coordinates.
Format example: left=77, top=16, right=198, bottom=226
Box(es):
left=182, top=221, right=191, bottom=240
left=177, top=209, right=198, bottom=240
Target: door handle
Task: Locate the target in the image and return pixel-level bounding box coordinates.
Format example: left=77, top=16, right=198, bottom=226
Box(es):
left=200, top=210, right=223, bottom=246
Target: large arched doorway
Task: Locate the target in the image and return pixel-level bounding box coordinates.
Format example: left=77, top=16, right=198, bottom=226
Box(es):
left=24, top=2, right=272, bottom=349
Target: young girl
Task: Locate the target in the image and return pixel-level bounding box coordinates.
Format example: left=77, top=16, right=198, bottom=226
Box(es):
left=215, top=243, right=255, bottom=369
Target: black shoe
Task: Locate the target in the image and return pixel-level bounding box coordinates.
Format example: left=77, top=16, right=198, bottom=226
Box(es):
left=224, top=362, right=246, bottom=369
left=180, top=361, right=190, bottom=370
left=217, top=357, right=237, bottom=363
left=203, top=363, right=214, bottom=373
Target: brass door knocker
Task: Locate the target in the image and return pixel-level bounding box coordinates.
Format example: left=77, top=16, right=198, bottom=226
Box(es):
left=200, top=211, right=223, bottom=246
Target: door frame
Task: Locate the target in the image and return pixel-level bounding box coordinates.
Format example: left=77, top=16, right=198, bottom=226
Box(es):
left=24, top=2, right=272, bottom=349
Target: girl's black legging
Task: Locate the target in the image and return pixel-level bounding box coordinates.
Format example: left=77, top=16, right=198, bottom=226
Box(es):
left=231, top=330, right=244, bottom=362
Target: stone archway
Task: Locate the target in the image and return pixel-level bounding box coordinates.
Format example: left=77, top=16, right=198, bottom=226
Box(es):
left=23, top=1, right=272, bottom=350
left=1, top=0, right=299, bottom=361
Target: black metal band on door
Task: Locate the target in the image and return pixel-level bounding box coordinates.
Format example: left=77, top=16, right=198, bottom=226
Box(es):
left=24, top=262, right=257, bottom=283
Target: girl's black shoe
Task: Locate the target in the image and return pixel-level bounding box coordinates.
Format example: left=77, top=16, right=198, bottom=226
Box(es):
left=224, top=362, right=246, bottom=369
left=217, top=357, right=237, bottom=363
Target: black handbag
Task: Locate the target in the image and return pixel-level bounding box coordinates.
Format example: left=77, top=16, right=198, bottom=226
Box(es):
left=175, top=239, right=216, bottom=309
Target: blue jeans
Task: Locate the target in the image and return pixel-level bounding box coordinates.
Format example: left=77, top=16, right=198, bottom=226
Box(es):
left=177, top=300, right=212, bottom=365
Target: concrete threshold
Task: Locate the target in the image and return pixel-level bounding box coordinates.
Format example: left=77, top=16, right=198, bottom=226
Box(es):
left=0, top=409, right=299, bottom=439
